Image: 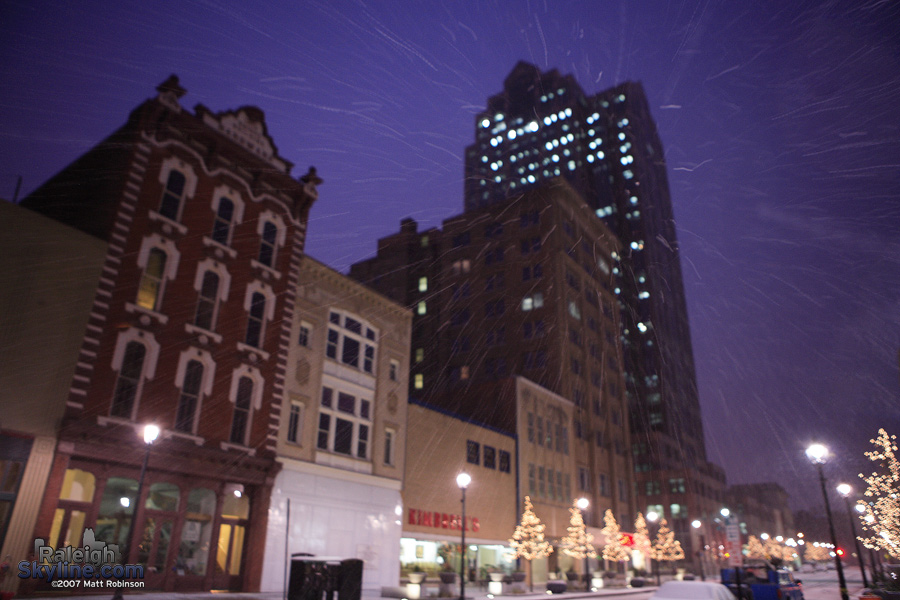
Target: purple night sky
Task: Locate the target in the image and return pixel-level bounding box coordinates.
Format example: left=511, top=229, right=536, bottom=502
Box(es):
left=3, top=0, right=900, bottom=509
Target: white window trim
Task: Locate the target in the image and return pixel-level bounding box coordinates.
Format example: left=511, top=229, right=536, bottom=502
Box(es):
left=157, top=157, right=197, bottom=222
left=227, top=365, right=264, bottom=447
left=173, top=348, right=216, bottom=435
left=257, top=209, right=286, bottom=267
left=210, top=184, right=246, bottom=244
left=110, top=328, right=160, bottom=420
left=256, top=210, right=287, bottom=246
left=325, top=311, right=379, bottom=375
left=229, top=365, right=264, bottom=411
left=192, top=259, right=231, bottom=334
left=317, top=383, right=374, bottom=461
left=286, top=399, right=305, bottom=445
left=384, top=427, right=396, bottom=466
left=137, top=234, right=180, bottom=285
left=193, top=258, right=231, bottom=302
left=243, top=280, right=275, bottom=349
left=298, top=321, right=313, bottom=348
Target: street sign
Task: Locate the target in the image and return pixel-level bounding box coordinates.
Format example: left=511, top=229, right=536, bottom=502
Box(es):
left=725, top=524, right=742, bottom=567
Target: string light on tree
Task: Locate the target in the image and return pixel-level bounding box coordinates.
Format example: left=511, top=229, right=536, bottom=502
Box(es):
left=560, top=500, right=597, bottom=560
left=745, top=535, right=767, bottom=560
left=857, top=429, right=900, bottom=559
left=650, top=518, right=685, bottom=572
left=509, top=496, right=553, bottom=591
left=633, top=512, right=652, bottom=565
left=600, top=509, right=629, bottom=564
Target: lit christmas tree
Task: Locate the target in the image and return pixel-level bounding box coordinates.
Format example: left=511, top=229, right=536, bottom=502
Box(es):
left=560, top=501, right=597, bottom=560
left=650, top=518, right=685, bottom=573
left=745, top=535, right=767, bottom=560
left=600, top=509, right=630, bottom=567
left=633, top=512, right=652, bottom=567
left=509, top=496, right=553, bottom=591
left=803, top=542, right=831, bottom=563
left=858, top=428, right=900, bottom=559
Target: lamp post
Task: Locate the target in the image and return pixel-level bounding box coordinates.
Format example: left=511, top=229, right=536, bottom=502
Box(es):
left=456, top=472, right=471, bottom=600
left=647, top=511, right=661, bottom=586
left=837, top=483, right=870, bottom=588
left=112, top=424, right=159, bottom=600
left=806, top=443, right=849, bottom=600
left=576, top=497, right=590, bottom=589
left=691, top=520, right=706, bottom=580
left=858, top=505, right=880, bottom=585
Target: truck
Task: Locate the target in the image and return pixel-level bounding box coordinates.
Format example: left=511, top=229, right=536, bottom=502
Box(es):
left=720, top=564, right=804, bottom=600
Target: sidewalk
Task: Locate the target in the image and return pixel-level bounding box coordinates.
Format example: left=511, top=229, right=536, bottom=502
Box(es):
left=29, top=583, right=657, bottom=600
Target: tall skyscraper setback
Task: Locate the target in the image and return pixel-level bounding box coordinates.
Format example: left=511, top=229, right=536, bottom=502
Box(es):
left=463, top=63, right=726, bottom=547
left=352, top=179, right=637, bottom=532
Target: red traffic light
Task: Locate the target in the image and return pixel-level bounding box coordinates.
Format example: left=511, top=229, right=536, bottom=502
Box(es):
left=836, top=548, right=845, bottom=557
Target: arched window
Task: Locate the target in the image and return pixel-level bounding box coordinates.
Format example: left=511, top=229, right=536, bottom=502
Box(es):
left=245, top=292, right=266, bottom=348
left=159, top=170, right=186, bottom=221
left=175, top=360, right=204, bottom=433
left=211, top=197, right=234, bottom=245
left=230, top=377, right=253, bottom=445
left=258, top=221, right=277, bottom=267
left=111, top=341, right=146, bottom=418
left=194, top=271, right=220, bottom=331
left=137, top=248, right=167, bottom=311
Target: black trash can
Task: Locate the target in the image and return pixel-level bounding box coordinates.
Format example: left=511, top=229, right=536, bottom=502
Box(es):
left=288, top=555, right=363, bottom=600
left=338, top=559, right=363, bottom=600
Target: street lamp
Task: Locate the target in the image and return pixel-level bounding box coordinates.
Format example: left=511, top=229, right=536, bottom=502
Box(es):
left=112, top=424, right=159, bottom=600
left=692, top=519, right=706, bottom=580
left=806, top=443, right=849, bottom=600
left=837, top=483, right=870, bottom=588
left=576, top=498, right=590, bottom=589
left=456, top=472, right=471, bottom=600
left=647, top=511, right=661, bottom=585
left=856, top=504, right=880, bottom=585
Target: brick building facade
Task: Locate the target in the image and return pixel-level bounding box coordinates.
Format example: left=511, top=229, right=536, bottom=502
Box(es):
left=17, top=76, right=319, bottom=592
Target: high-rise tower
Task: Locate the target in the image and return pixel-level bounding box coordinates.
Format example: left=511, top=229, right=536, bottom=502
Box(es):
left=464, top=62, right=725, bottom=551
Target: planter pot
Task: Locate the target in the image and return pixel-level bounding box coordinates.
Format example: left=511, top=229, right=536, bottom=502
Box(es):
left=546, top=580, right=567, bottom=594
left=439, top=572, right=457, bottom=584
left=566, top=572, right=579, bottom=581
left=489, top=572, right=505, bottom=582
left=512, top=572, right=526, bottom=582
left=630, top=577, right=646, bottom=588
left=408, top=572, right=426, bottom=584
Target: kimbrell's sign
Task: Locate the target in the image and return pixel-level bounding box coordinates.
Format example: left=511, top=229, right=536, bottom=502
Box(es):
left=408, top=508, right=481, bottom=532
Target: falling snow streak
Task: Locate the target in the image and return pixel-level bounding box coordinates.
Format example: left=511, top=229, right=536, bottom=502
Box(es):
left=2, top=0, right=900, bottom=508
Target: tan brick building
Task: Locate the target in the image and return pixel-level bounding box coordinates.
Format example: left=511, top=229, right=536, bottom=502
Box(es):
left=260, top=256, right=411, bottom=593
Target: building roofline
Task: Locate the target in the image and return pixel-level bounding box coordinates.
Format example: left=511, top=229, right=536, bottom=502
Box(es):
left=300, top=255, right=413, bottom=320
left=408, top=397, right=517, bottom=440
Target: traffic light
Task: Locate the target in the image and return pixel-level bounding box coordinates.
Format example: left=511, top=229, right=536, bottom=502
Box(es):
left=836, top=548, right=845, bottom=558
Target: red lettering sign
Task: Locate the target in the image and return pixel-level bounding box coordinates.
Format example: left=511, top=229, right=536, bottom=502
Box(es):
left=407, top=508, right=481, bottom=532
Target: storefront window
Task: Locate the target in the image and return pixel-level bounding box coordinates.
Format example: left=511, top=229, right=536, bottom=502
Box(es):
left=95, top=476, right=137, bottom=551
left=137, top=518, right=173, bottom=571
left=145, top=482, right=179, bottom=511
left=48, top=469, right=97, bottom=552
left=175, top=487, right=215, bottom=576
left=217, top=488, right=249, bottom=576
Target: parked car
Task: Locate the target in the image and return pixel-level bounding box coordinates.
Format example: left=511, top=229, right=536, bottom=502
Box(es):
left=720, top=565, right=804, bottom=600
left=649, top=580, right=737, bottom=600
